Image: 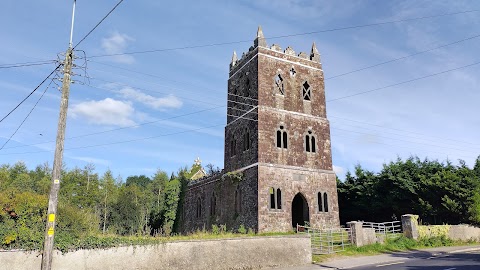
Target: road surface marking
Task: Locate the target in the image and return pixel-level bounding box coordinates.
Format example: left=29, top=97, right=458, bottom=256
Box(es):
left=443, top=268, right=456, bottom=270
left=376, top=261, right=404, bottom=267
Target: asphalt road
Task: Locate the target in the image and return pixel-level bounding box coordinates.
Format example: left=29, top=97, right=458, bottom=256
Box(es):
left=351, top=250, right=480, bottom=270
left=275, top=246, right=480, bottom=270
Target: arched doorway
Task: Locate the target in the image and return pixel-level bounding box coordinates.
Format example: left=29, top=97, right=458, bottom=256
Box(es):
left=292, top=193, right=310, bottom=228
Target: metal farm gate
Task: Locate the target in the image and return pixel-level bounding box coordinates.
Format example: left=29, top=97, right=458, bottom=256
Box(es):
left=362, top=221, right=402, bottom=239
left=297, top=221, right=402, bottom=255
left=297, top=225, right=351, bottom=254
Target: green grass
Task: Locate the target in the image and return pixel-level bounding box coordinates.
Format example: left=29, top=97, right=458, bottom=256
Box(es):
left=312, top=235, right=478, bottom=263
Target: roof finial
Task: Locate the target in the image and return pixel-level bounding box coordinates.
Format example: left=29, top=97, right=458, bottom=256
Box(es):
left=254, top=25, right=267, bottom=48
left=194, top=157, right=202, bottom=166
left=310, top=42, right=321, bottom=62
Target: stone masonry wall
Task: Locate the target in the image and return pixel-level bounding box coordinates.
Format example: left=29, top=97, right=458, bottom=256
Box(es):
left=0, top=235, right=311, bottom=270
left=225, top=55, right=259, bottom=173
left=258, top=164, right=339, bottom=232
left=258, top=107, right=332, bottom=170
left=257, top=47, right=326, bottom=118
left=182, top=167, right=258, bottom=233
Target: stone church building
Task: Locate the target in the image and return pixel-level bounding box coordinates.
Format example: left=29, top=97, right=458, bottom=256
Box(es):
left=181, top=27, right=339, bottom=233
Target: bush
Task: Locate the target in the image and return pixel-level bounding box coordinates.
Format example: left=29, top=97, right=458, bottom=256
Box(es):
left=0, top=191, right=47, bottom=250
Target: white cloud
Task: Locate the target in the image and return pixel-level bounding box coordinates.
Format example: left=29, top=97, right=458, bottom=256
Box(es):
left=117, top=87, right=183, bottom=110
left=101, top=31, right=135, bottom=64
left=70, top=98, right=136, bottom=127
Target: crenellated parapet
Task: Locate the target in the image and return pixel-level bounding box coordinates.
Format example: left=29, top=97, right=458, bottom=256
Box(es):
left=229, top=26, right=322, bottom=72
left=188, top=169, right=225, bottom=187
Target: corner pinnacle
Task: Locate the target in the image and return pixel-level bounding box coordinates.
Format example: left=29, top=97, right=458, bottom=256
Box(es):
left=257, top=25, right=264, bottom=39
left=254, top=25, right=267, bottom=48
left=230, top=51, right=238, bottom=69
left=311, top=42, right=319, bottom=54
left=310, top=42, right=321, bottom=62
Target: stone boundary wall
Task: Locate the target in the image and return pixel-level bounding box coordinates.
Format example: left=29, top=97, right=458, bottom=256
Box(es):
left=402, top=214, right=480, bottom=242
left=0, top=235, right=311, bottom=270
left=448, top=225, right=480, bottom=241
left=418, top=224, right=480, bottom=242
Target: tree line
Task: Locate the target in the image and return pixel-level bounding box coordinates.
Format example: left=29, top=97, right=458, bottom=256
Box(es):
left=2, top=155, right=480, bottom=249
left=0, top=162, right=206, bottom=249
left=338, top=156, right=480, bottom=225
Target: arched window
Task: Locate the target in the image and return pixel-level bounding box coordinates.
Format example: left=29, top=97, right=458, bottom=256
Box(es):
left=276, top=125, right=288, bottom=149
left=305, top=130, right=316, bottom=153
left=274, top=74, right=284, bottom=95
left=196, top=197, right=202, bottom=218
left=211, top=193, right=216, bottom=217
left=302, top=81, right=311, bottom=101
left=277, top=189, right=282, bottom=210
left=305, top=135, right=310, bottom=152
left=323, top=192, right=329, bottom=212
left=269, top=187, right=282, bottom=210
left=318, top=192, right=323, bottom=212
left=276, top=130, right=282, bottom=148
left=270, top=188, right=276, bottom=209
left=311, top=136, right=316, bottom=153
left=245, top=78, right=251, bottom=97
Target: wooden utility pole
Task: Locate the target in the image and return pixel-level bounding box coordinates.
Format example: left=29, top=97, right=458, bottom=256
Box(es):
left=41, top=1, right=76, bottom=269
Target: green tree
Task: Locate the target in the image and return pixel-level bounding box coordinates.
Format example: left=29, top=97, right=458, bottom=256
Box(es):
left=99, top=170, right=118, bottom=234
left=126, top=175, right=151, bottom=189
left=163, top=178, right=182, bottom=235
left=148, top=170, right=168, bottom=234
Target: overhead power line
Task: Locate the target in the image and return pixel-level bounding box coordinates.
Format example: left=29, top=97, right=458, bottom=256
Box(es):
left=3, top=113, right=477, bottom=159
left=327, top=60, right=480, bottom=102
left=329, top=116, right=480, bottom=148
left=0, top=80, right=53, bottom=151
left=0, top=64, right=61, bottom=124
left=0, top=123, right=225, bottom=156
left=87, top=9, right=480, bottom=58
left=332, top=132, right=479, bottom=161
left=326, top=32, right=480, bottom=80
left=0, top=60, right=57, bottom=69
left=1, top=105, right=224, bottom=150
left=85, top=30, right=480, bottom=107
left=73, top=0, right=125, bottom=49
left=332, top=127, right=480, bottom=155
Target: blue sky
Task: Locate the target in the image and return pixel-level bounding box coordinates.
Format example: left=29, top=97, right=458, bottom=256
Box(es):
left=1, top=0, right=479, bottom=180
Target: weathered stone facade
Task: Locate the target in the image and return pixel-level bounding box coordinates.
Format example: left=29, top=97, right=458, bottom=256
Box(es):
left=182, top=27, right=339, bottom=233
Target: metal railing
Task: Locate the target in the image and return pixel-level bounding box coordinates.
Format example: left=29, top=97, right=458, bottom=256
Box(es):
left=297, top=225, right=352, bottom=254
left=362, top=220, right=402, bottom=239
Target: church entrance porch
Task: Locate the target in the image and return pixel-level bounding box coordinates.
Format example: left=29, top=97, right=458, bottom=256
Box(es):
left=292, top=193, right=310, bottom=228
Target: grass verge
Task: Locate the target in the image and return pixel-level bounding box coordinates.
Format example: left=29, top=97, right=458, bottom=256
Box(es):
left=312, top=235, right=479, bottom=263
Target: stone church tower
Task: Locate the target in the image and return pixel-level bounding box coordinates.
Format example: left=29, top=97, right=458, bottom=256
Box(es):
left=182, top=27, right=339, bottom=232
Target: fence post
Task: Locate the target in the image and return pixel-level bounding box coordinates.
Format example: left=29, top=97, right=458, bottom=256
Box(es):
left=401, top=214, right=419, bottom=240
left=347, top=221, right=364, bottom=247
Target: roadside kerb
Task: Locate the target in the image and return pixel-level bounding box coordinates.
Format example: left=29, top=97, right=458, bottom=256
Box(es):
left=312, top=245, right=480, bottom=270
